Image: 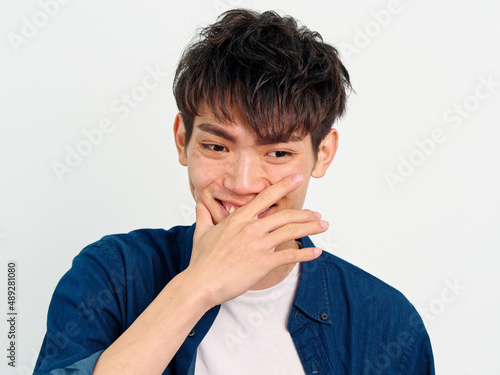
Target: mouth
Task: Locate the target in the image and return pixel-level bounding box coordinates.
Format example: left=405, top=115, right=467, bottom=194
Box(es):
left=216, top=199, right=276, bottom=218
left=217, top=199, right=242, bottom=215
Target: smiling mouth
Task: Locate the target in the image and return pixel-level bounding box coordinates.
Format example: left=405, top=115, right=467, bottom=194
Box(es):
left=218, top=199, right=241, bottom=214
left=216, top=199, right=276, bottom=216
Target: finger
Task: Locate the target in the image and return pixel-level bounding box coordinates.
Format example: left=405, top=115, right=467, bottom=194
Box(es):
left=194, top=199, right=214, bottom=235
left=262, top=220, right=329, bottom=250
left=256, top=209, right=322, bottom=234
left=239, top=174, right=304, bottom=218
left=268, top=246, right=322, bottom=268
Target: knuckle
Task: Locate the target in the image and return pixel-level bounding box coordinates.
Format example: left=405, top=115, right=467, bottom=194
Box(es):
left=258, top=188, right=274, bottom=204
left=240, top=221, right=257, bottom=236
left=284, top=250, right=298, bottom=263
left=285, top=223, right=297, bottom=236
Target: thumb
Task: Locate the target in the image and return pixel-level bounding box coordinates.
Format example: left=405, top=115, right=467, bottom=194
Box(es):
left=195, top=198, right=214, bottom=235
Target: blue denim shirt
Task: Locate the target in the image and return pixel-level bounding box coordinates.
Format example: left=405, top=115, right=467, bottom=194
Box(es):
left=34, top=224, right=434, bottom=374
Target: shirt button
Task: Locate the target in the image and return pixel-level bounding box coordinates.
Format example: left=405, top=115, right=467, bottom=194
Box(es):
left=188, top=330, right=195, bottom=337
left=320, top=313, right=328, bottom=321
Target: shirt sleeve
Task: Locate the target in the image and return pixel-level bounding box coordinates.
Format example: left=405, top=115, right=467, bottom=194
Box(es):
left=35, top=351, right=104, bottom=375
left=33, top=241, right=128, bottom=374
left=399, top=312, right=435, bottom=375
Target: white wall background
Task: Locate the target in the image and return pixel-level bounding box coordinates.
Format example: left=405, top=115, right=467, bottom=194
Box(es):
left=1, top=0, right=499, bottom=374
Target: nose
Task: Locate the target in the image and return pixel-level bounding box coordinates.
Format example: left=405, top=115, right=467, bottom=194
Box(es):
left=222, top=152, right=269, bottom=196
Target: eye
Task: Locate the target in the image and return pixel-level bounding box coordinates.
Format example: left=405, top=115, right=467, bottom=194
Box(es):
left=202, top=144, right=227, bottom=152
left=267, top=150, right=291, bottom=158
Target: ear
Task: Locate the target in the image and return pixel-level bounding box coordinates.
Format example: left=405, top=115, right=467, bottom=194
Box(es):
left=311, top=128, right=339, bottom=178
left=173, top=113, right=188, bottom=166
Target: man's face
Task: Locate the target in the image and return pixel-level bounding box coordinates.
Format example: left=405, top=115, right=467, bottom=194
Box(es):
left=174, top=107, right=337, bottom=225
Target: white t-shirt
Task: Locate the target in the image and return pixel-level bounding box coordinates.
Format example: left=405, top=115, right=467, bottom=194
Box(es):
left=194, top=263, right=305, bottom=374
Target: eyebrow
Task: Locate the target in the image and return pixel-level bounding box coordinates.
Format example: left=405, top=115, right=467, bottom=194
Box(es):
left=197, top=123, right=236, bottom=143
left=197, top=123, right=303, bottom=145
left=256, top=134, right=303, bottom=145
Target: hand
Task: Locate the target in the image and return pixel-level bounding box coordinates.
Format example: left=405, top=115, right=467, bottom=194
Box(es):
left=184, top=174, right=328, bottom=308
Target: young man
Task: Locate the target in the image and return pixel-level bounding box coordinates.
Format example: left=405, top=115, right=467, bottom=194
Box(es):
left=34, top=9, right=434, bottom=375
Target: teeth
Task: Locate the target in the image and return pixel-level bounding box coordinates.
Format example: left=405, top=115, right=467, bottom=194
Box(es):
left=221, top=201, right=238, bottom=214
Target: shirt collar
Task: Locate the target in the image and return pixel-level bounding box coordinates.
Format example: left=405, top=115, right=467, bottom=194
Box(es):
left=181, top=225, right=332, bottom=324
left=293, top=236, right=332, bottom=325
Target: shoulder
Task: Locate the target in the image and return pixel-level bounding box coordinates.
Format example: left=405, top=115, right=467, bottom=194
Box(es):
left=48, top=225, right=196, bottom=336
left=74, top=224, right=195, bottom=270
left=317, top=251, right=429, bottom=344
left=86, top=225, right=193, bottom=254
left=55, top=224, right=196, bottom=304
left=311, top=252, right=434, bottom=373
left=318, top=251, right=417, bottom=318
left=320, top=251, right=407, bottom=299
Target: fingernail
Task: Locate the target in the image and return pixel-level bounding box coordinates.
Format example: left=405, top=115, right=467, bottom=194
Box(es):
left=313, top=247, right=322, bottom=255
left=313, top=211, right=322, bottom=219
left=194, top=190, right=199, bottom=200
left=320, top=220, right=329, bottom=229
left=292, top=174, right=303, bottom=184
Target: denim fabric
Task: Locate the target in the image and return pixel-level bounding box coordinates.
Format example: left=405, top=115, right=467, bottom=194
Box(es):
left=34, top=224, right=434, bottom=375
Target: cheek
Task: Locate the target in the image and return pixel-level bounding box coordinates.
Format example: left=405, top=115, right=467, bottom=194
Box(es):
left=266, top=162, right=311, bottom=209
left=187, top=158, right=222, bottom=192
left=284, top=178, right=310, bottom=208
left=264, top=160, right=313, bottom=185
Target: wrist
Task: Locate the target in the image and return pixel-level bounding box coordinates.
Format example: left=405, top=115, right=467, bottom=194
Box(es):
left=172, top=269, right=217, bottom=312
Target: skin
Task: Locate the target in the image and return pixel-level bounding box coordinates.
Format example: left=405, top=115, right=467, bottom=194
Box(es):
left=93, top=107, right=338, bottom=374
left=174, top=106, right=339, bottom=291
